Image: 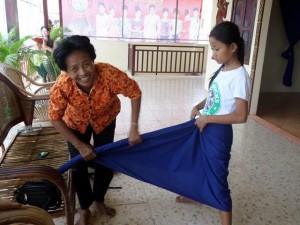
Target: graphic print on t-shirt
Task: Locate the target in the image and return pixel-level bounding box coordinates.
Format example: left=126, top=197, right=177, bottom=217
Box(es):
left=202, top=82, right=221, bottom=115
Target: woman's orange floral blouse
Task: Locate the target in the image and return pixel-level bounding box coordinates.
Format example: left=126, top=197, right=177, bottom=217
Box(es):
left=48, top=63, right=141, bottom=134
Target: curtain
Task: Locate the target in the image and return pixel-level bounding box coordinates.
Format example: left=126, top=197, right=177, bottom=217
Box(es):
left=279, top=0, right=300, bottom=87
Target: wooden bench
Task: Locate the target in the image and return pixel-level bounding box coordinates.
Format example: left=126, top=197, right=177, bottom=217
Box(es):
left=0, top=68, right=75, bottom=225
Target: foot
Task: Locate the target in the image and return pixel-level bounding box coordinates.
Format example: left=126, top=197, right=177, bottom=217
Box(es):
left=75, top=209, right=91, bottom=225
left=175, top=196, right=200, bottom=204
left=94, top=201, right=116, bottom=218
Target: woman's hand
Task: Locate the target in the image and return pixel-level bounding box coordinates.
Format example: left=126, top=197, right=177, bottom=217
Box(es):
left=190, top=106, right=201, bottom=119
left=128, top=125, right=142, bottom=146
left=77, top=142, right=97, bottom=161
left=195, top=115, right=208, bottom=132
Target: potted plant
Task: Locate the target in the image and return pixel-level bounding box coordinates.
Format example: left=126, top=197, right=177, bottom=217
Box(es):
left=0, top=26, right=70, bottom=82
left=31, top=26, right=71, bottom=82
left=0, top=27, right=35, bottom=74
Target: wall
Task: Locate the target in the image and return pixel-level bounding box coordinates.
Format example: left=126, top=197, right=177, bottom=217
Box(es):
left=249, top=0, right=273, bottom=114
left=91, top=40, right=129, bottom=71
left=260, top=0, right=300, bottom=92
left=91, top=39, right=208, bottom=73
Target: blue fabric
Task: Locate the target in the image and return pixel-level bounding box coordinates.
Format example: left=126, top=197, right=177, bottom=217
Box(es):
left=58, top=119, right=233, bottom=211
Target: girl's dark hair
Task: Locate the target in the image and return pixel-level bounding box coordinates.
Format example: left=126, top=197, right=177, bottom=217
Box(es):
left=53, top=35, right=96, bottom=71
left=208, top=21, right=245, bottom=87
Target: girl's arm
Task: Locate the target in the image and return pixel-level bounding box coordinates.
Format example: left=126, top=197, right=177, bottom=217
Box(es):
left=196, top=98, right=248, bottom=131
left=190, top=98, right=206, bottom=119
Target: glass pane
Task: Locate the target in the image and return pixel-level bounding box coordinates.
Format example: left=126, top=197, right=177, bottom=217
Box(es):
left=234, top=0, right=245, bottom=25
left=61, top=0, right=204, bottom=42
left=62, top=0, right=94, bottom=37
left=123, top=0, right=177, bottom=42
left=244, top=0, right=256, bottom=27
left=48, top=0, right=60, bottom=28
left=242, top=30, right=249, bottom=44
left=0, top=1, right=7, bottom=35
left=17, top=0, right=44, bottom=37
left=177, top=0, right=203, bottom=42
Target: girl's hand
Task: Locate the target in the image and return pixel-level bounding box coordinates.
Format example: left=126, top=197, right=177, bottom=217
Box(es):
left=128, top=125, right=142, bottom=146
left=190, top=106, right=201, bottom=119
left=77, top=142, right=97, bottom=161
left=195, top=115, right=208, bottom=132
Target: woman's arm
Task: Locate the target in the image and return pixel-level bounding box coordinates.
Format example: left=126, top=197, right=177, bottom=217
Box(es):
left=50, top=120, right=96, bottom=161
left=196, top=98, right=248, bottom=131
left=42, top=39, right=54, bottom=52
left=128, top=95, right=142, bottom=146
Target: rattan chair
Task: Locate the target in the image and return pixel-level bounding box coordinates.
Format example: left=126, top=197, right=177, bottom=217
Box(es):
left=0, top=62, right=55, bottom=121
left=0, top=71, right=75, bottom=225
left=0, top=204, right=55, bottom=225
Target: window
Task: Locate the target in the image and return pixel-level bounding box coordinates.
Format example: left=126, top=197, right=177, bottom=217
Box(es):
left=0, top=1, right=7, bottom=36
left=61, top=0, right=205, bottom=42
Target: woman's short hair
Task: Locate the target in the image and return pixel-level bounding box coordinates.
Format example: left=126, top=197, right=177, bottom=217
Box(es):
left=53, top=35, right=96, bottom=71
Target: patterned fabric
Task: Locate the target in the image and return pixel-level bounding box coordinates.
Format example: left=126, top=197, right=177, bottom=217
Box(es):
left=49, top=63, right=141, bottom=134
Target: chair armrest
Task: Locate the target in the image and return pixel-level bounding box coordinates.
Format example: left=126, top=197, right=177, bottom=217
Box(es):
left=29, top=79, right=55, bottom=87
left=0, top=165, right=73, bottom=225
left=0, top=205, right=55, bottom=225
left=16, top=85, right=50, bottom=99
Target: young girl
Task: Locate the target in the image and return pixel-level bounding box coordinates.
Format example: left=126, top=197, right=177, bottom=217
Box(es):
left=176, top=21, right=250, bottom=225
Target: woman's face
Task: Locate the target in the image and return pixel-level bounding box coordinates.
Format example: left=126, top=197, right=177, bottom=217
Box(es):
left=41, top=28, right=49, bottom=37
left=65, top=51, right=95, bottom=91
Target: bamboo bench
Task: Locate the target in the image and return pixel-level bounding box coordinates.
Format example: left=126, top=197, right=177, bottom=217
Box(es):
left=0, top=67, right=75, bottom=225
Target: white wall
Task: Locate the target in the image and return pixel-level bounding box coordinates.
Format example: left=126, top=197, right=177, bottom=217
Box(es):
left=91, top=40, right=129, bottom=71
left=249, top=0, right=273, bottom=114
left=91, top=39, right=208, bottom=74
left=260, top=0, right=300, bottom=92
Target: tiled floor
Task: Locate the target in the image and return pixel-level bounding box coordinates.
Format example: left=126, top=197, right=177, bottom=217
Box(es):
left=11, top=75, right=300, bottom=225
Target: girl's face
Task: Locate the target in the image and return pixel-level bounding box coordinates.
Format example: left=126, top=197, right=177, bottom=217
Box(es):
left=163, top=11, right=168, bottom=18
left=209, top=37, right=237, bottom=65
left=99, top=5, right=105, bottom=14
left=135, top=10, right=141, bottom=18
left=65, top=51, right=95, bottom=91
left=109, top=8, right=115, bottom=16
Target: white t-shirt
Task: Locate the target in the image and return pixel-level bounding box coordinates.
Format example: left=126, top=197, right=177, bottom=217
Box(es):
left=200, top=66, right=250, bottom=115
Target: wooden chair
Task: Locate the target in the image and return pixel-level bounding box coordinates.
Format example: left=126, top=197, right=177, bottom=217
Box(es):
left=0, top=62, right=55, bottom=121
left=0, top=71, right=75, bottom=225
left=0, top=204, right=55, bottom=225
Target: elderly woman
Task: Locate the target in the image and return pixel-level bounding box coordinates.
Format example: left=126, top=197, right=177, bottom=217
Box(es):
left=49, top=35, right=142, bottom=225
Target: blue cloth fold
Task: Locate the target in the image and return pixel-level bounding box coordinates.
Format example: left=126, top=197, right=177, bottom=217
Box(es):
left=58, top=119, right=233, bottom=211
